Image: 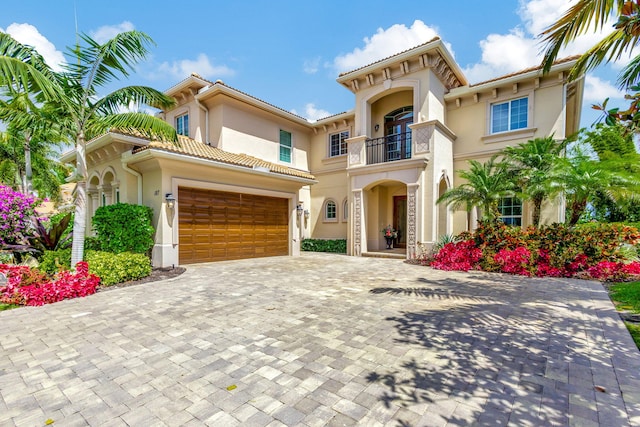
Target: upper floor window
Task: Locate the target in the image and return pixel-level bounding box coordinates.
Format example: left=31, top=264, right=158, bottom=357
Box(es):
left=329, top=131, right=349, bottom=157
left=280, top=130, right=292, bottom=163
left=499, top=197, right=522, bottom=226
left=491, top=97, right=528, bottom=134
left=176, top=113, right=189, bottom=136
left=324, top=199, right=337, bottom=221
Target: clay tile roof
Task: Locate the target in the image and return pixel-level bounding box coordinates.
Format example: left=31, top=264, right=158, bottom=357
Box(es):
left=338, top=36, right=441, bottom=78
left=131, top=134, right=316, bottom=181
left=209, top=80, right=311, bottom=122
left=469, top=55, right=581, bottom=87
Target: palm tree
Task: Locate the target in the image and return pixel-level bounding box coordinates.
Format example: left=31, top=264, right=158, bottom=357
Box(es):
left=0, top=33, right=63, bottom=196
left=437, top=156, right=515, bottom=223
left=502, top=136, right=566, bottom=227
left=541, top=1, right=640, bottom=88
left=554, top=144, right=640, bottom=224
left=0, top=31, right=177, bottom=266
left=0, top=126, right=69, bottom=200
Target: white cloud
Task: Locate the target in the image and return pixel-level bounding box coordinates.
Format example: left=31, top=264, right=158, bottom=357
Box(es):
left=2, top=23, right=65, bottom=71
left=583, top=75, right=625, bottom=103
left=291, top=103, right=331, bottom=122
left=463, top=0, right=619, bottom=84
left=303, top=57, right=321, bottom=74
left=157, top=53, right=235, bottom=80
left=90, top=21, right=135, bottom=44
left=333, top=20, right=450, bottom=74
left=463, top=29, right=540, bottom=82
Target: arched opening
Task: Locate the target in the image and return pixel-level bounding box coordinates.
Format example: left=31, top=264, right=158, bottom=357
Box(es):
left=437, top=177, right=449, bottom=238
left=102, top=170, right=115, bottom=206
left=363, top=180, right=406, bottom=252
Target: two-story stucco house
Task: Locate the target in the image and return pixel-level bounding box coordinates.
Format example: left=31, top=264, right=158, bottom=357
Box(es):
left=61, top=37, right=584, bottom=267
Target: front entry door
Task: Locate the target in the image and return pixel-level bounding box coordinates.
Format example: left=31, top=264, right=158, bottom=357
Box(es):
left=393, top=195, right=407, bottom=248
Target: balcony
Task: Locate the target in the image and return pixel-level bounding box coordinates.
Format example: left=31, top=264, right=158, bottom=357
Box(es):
left=365, top=132, right=412, bottom=165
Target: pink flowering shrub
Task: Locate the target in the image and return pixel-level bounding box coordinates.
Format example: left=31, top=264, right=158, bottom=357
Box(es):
left=0, top=185, right=40, bottom=246
left=429, top=221, right=640, bottom=281
left=587, top=261, right=640, bottom=281
left=430, top=240, right=482, bottom=271
left=0, top=262, right=99, bottom=306
left=494, top=247, right=533, bottom=276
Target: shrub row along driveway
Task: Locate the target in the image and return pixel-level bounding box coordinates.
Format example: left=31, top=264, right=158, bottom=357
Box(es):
left=1, top=253, right=639, bottom=426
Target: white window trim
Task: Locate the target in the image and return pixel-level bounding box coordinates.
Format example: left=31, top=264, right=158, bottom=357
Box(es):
left=279, top=129, right=293, bottom=164
left=328, top=130, right=350, bottom=158
left=498, top=197, right=523, bottom=226
left=175, top=109, right=190, bottom=137
left=485, top=92, right=533, bottom=138
left=323, top=199, right=338, bottom=223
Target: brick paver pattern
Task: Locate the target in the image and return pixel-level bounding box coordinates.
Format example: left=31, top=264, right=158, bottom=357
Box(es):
left=1, top=253, right=640, bottom=426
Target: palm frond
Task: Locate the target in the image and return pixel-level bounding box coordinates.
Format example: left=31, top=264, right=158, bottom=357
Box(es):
left=540, top=0, right=620, bottom=73
left=90, top=112, right=178, bottom=142
left=95, top=86, right=176, bottom=115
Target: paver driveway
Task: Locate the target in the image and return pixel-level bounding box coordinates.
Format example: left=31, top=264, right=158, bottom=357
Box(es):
left=1, top=253, right=640, bottom=426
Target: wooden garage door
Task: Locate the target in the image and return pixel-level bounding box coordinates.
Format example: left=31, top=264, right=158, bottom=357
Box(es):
left=178, top=187, right=289, bottom=264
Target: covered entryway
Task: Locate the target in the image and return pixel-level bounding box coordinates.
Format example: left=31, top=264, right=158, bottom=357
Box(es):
left=178, top=186, right=289, bottom=264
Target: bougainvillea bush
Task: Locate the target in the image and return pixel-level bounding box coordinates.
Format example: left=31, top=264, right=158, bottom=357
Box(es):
left=428, top=221, right=640, bottom=281
left=0, top=262, right=99, bottom=306
left=0, top=185, right=40, bottom=246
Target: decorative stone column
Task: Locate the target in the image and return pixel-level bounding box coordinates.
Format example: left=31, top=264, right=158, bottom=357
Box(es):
left=353, top=189, right=363, bottom=256
left=406, top=183, right=419, bottom=259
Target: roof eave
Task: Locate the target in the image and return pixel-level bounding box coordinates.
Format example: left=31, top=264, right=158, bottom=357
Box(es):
left=336, top=38, right=467, bottom=87
left=446, top=58, right=580, bottom=98
left=196, top=84, right=314, bottom=128
left=129, top=148, right=318, bottom=185
left=59, top=132, right=150, bottom=164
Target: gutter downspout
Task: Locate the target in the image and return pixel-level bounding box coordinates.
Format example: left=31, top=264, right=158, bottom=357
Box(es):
left=121, top=154, right=143, bottom=205
left=192, top=88, right=210, bottom=145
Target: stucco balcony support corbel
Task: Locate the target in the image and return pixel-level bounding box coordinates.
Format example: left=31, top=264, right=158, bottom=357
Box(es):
left=346, top=135, right=367, bottom=167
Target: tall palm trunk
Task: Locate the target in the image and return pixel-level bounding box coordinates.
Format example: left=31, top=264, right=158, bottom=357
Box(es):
left=23, top=131, right=33, bottom=195
left=71, top=132, right=87, bottom=267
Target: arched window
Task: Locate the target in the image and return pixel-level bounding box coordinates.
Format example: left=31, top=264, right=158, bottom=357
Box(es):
left=342, top=199, right=348, bottom=221
left=324, top=199, right=337, bottom=222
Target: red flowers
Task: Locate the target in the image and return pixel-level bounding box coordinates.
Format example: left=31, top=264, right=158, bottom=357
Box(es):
left=430, top=240, right=482, bottom=271
left=0, top=261, right=99, bottom=306
left=429, top=221, right=640, bottom=281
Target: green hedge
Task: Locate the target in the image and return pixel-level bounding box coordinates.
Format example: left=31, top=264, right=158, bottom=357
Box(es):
left=39, top=248, right=152, bottom=286
left=85, top=251, right=152, bottom=286
left=92, top=203, right=155, bottom=254
left=301, top=239, right=347, bottom=253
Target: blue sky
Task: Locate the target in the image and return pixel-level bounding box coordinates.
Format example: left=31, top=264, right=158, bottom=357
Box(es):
left=0, top=0, right=631, bottom=128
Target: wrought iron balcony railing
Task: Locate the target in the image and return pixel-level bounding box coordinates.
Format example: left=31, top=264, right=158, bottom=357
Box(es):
left=365, top=132, right=412, bottom=165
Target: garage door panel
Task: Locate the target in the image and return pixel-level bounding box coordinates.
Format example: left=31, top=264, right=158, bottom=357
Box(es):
left=178, top=187, right=289, bottom=264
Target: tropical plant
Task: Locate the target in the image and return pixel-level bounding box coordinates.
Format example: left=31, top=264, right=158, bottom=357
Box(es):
left=436, top=156, right=515, bottom=222
left=0, top=31, right=177, bottom=267
left=541, top=0, right=640, bottom=88
left=0, top=127, right=68, bottom=200
left=540, top=1, right=640, bottom=132
left=0, top=185, right=39, bottom=247
left=0, top=32, right=66, bottom=196
left=502, top=136, right=566, bottom=227
left=91, top=204, right=155, bottom=254
left=555, top=143, right=640, bottom=225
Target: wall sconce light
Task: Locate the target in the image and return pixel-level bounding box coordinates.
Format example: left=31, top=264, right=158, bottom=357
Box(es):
left=304, top=210, right=310, bottom=220
left=374, top=124, right=380, bottom=132
left=165, top=193, right=176, bottom=209
left=296, top=204, right=304, bottom=217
